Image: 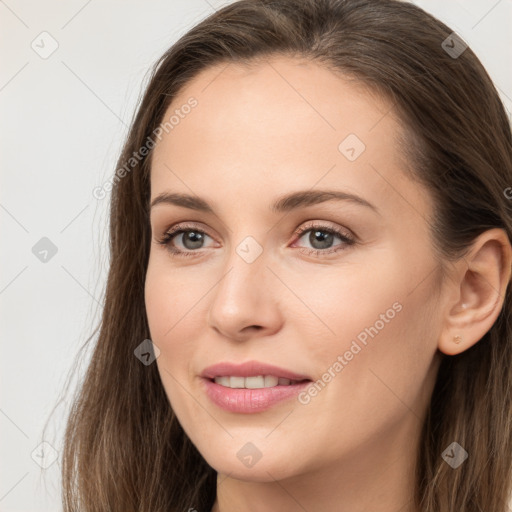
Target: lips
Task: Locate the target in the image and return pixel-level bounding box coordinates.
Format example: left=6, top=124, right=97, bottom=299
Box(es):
left=200, top=360, right=312, bottom=381
left=199, top=360, right=313, bottom=413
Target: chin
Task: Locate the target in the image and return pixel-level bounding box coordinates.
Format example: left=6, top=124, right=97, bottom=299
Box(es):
left=201, top=446, right=303, bottom=483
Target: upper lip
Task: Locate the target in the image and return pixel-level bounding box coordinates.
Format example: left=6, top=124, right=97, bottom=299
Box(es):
left=200, top=360, right=312, bottom=381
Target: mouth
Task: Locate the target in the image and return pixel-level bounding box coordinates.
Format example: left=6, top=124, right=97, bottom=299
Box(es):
left=207, top=375, right=310, bottom=389
left=200, top=360, right=312, bottom=384
left=199, top=361, right=313, bottom=413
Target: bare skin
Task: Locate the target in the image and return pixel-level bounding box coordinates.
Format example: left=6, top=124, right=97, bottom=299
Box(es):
left=144, top=56, right=512, bottom=512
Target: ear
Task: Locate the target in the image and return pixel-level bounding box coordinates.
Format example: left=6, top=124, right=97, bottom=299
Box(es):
left=438, top=228, right=512, bottom=356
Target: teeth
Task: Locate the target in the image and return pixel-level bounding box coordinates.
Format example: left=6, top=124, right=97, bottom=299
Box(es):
left=265, top=375, right=279, bottom=387
left=213, top=375, right=298, bottom=389
left=214, top=376, right=231, bottom=387
left=230, top=376, right=245, bottom=388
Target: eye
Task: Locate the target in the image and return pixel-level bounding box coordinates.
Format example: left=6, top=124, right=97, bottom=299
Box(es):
left=156, top=223, right=215, bottom=258
left=291, top=221, right=356, bottom=257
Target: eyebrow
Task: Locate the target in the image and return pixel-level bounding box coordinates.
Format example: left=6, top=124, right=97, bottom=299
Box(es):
left=150, top=189, right=380, bottom=215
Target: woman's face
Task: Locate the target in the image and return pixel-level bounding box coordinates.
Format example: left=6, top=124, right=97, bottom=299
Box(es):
left=145, top=56, right=445, bottom=482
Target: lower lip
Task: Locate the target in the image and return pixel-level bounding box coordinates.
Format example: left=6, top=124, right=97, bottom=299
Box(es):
left=201, top=378, right=311, bottom=413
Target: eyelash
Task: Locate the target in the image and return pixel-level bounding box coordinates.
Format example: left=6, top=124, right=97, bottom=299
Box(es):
left=155, top=221, right=356, bottom=259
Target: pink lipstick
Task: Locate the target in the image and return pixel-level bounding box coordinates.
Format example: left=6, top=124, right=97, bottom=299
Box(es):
left=200, top=360, right=312, bottom=414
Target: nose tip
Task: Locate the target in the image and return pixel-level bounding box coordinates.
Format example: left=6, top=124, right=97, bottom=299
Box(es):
left=206, top=261, right=283, bottom=342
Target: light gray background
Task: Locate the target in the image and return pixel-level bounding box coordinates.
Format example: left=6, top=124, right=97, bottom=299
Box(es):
left=1, top=1, right=511, bottom=510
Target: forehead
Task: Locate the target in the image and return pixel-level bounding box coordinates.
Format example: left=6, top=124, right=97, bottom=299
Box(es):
left=149, top=56, right=432, bottom=225
left=156, top=56, right=398, bottom=161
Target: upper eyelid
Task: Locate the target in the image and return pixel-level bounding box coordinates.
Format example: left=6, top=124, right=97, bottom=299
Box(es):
left=160, top=220, right=347, bottom=234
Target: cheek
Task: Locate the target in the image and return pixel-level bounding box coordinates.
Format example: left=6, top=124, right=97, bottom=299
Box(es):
left=293, top=253, right=439, bottom=425
left=144, top=258, right=204, bottom=417
left=145, top=256, right=205, bottom=341
left=144, top=258, right=202, bottom=379
left=311, top=273, right=439, bottom=447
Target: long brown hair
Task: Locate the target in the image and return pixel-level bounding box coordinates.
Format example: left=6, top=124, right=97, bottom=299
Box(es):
left=60, top=0, right=512, bottom=510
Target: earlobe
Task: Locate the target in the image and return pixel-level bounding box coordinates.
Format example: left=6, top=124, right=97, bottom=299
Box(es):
left=451, top=304, right=468, bottom=345
left=438, top=228, right=512, bottom=356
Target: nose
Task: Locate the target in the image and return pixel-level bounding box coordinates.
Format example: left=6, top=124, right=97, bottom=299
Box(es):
left=207, top=244, right=283, bottom=342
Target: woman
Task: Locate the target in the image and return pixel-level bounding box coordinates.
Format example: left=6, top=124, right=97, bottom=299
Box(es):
left=61, top=0, right=512, bottom=510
